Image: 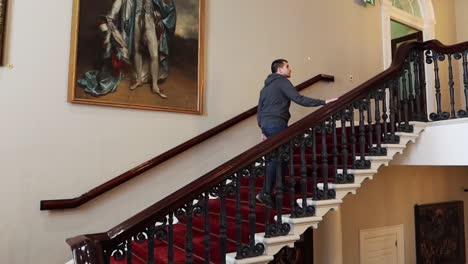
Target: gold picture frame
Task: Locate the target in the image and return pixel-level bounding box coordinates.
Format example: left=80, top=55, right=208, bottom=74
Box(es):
left=0, top=0, right=8, bottom=65
left=68, top=0, right=205, bottom=114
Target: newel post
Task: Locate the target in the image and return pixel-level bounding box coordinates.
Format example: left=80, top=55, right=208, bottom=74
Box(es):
left=66, top=234, right=108, bottom=264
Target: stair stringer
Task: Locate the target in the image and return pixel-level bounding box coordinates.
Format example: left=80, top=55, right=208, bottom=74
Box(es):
left=226, top=121, right=427, bottom=264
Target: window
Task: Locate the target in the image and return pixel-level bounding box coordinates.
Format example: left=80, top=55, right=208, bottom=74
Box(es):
left=392, top=0, right=422, bottom=17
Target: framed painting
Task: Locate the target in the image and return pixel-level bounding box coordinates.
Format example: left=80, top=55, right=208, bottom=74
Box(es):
left=0, top=0, right=8, bottom=65
left=415, top=201, right=465, bottom=264
left=68, top=0, right=204, bottom=114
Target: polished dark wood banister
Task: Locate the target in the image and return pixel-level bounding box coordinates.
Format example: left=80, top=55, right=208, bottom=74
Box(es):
left=41, top=74, right=334, bottom=211
left=65, top=40, right=468, bottom=253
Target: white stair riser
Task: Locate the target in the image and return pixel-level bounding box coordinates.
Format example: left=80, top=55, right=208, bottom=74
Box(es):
left=409, top=121, right=427, bottom=134
left=355, top=175, right=373, bottom=184
left=255, top=234, right=300, bottom=256
left=395, top=133, right=418, bottom=144
left=288, top=222, right=319, bottom=235
left=262, top=241, right=295, bottom=256
left=280, top=215, right=322, bottom=235
left=355, top=157, right=391, bottom=170
left=226, top=253, right=273, bottom=264
left=335, top=189, right=357, bottom=200
left=316, top=184, right=360, bottom=200
left=386, top=148, right=404, bottom=157
left=370, top=160, right=389, bottom=170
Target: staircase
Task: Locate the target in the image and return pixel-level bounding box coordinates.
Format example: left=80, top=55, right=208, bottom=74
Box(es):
left=104, top=122, right=427, bottom=264
left=67, top=40, right=468, bottom=264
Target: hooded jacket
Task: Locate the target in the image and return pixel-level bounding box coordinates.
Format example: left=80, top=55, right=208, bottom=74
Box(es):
left=257, top=73, right=325, bottom=129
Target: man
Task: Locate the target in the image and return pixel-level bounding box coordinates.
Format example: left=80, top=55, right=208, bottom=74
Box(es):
left=256, top=59, right=338, bottom=207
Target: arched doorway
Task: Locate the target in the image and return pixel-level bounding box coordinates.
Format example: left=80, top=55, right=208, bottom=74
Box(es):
left=380, top=0, right=436, bottom=116
left=381, top=0, right=435, bottom=68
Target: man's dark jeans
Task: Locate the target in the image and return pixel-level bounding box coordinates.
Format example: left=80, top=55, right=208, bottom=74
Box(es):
left=261, top=125, right=288, bottom=196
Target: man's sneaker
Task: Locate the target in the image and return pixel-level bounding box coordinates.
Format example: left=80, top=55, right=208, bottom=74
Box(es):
left=256, top=193, right=273, bottom=208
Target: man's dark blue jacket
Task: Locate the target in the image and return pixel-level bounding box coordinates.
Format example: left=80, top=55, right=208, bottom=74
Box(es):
left=257, top=73, right=325, bottom=129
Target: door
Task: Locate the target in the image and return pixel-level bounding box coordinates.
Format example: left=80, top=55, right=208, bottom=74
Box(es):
left=360, top=225, right=404, bottom=264
left=390, top=20, right=427, bottom=122
left=391, top=31, right=423, bottom=58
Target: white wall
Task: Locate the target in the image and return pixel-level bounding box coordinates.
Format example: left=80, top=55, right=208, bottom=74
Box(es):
left=392, top=119, right=468, bottom=165
left=455, top=0, right=468, bottom=42
left=455, top=0, right=468, bottom=104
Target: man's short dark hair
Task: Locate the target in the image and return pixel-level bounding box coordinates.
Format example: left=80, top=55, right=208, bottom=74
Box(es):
left=271, top=59, right=288, bottom=73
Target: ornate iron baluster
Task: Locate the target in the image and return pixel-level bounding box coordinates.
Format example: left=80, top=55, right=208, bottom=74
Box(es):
left=381, top=85, right=388, bottom=137
left=337, top=109, right=354, bottom=184
left=236, top=161, right=265, bottom=259
left=299, top=135, right=308, bottom=211
left=126, top=240, right=132, bottom=264
left=147, top=225, right=155, bottom=263
left=300, top=130, right=316, bottom=216
left=366, top=93, right=373, bottom=150
left=353, top=100, right=370, bottom=169
left=274, top=147, right=284, bottom=221
left=319, top=121, right=336, bottom=199
left=349, top=106, right=357, bottom=161
left=235, top=171, right=242, bottom=259
left=272, top=145, right=290, bottom=236
left=331, top=114, right=339, bottom=183
left=168, top=213, right=174, bottom=263
left=459, top=50, right=468, bottom=117
left=384, top=78, right=399, bottom=143
left=426, top=49, right=450, bottom=120
left=395, top=73, right=403, bottom=132
left=263, top=153, right=273, bottom=238
left=400, top=62, right=412, bottom=132
left=407, top=54, right=416, bottom=121
left=448, top=53, right=456, bottom=118
left=203, top=192, right=210, bottom=263
left=370, top=89, right=386, bottom=156
left=155, top=218, right=168, bottom=264
left=311, top=127, right=319, bottom=201
left=320, top=122, right=329, bottom=199
left=180, top=203, right=193, bottom=263
left=288, top=140, right=298, bottom=217
left=210, top=180, right=231, bottom=263
left=264, top=147, right=291, bottom=237
left=412, top=50, right=423, bottom=120
left=418, top=49, right=428, bottom=120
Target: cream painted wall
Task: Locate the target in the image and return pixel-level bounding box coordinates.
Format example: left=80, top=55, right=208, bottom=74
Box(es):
left=455, top=0, right=468, bottom=108
left=0, top=1, right=385, bottom=263
left=340, top=166, right=468, bottom=264
left=431, top=0, right=461, bottom=112
left=455, top=0, right=468, bottom=42
left=393, top=119, right=468, bottom=165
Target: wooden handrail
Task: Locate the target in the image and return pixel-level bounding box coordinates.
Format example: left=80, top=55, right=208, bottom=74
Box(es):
left=41, top=74, right=334, bottom=210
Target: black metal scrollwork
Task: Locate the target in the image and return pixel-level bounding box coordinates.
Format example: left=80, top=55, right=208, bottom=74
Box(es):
left=427, top=49, right=450, bottom=121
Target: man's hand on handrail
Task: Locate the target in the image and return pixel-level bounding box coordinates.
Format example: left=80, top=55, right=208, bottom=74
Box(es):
left=325, top=97, right=339, bottom=104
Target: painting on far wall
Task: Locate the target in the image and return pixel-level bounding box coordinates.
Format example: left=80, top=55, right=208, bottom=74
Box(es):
left=414, top=201, right=465, bottom=264
left=0, top=0, right=8, bottom=65
left=68, top=0, right=204, bottom=114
